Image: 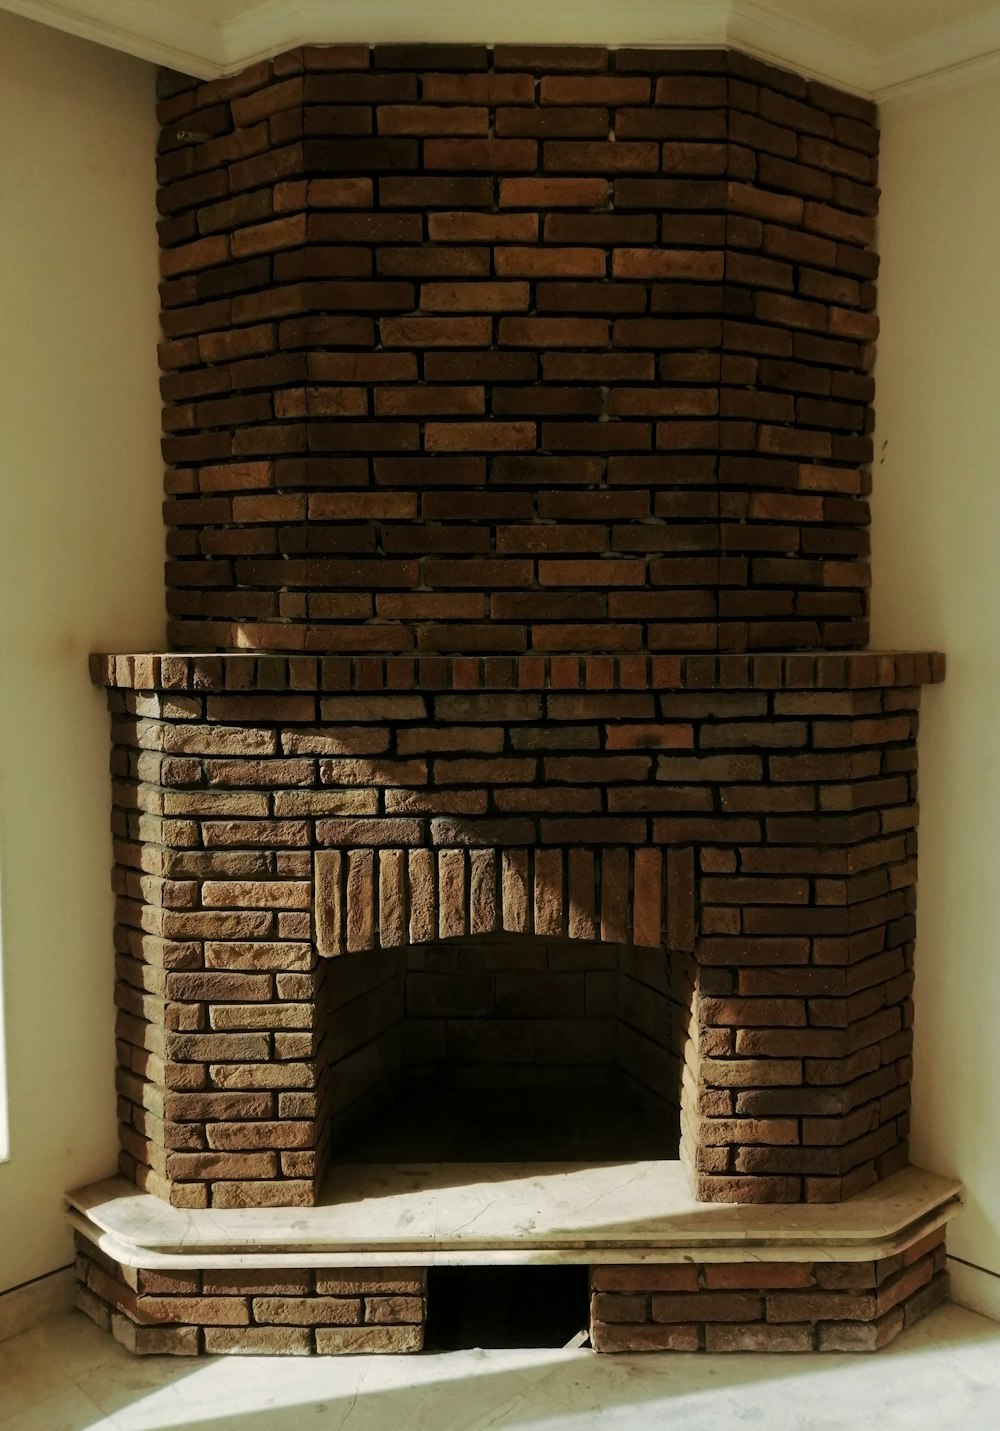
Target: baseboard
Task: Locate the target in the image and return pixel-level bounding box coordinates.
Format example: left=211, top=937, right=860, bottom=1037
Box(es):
left=0, top=1265, right=75, bottom=1343
left=947, top=1256, right=1000, bottom=1324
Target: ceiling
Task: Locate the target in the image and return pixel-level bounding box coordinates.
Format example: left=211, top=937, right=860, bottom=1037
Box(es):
left=2, top=0, right=1000, bottom=96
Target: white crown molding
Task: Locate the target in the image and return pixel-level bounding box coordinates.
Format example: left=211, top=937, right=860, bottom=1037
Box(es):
left=4, top=0, right=1000, bottom=99
left=726, top=0, right=877, bottom=95
left=0, top=0, right=223, bottom=76
left=873, top=6, right=1000, bottom=99
left=219, top=0, right=732, bottom=69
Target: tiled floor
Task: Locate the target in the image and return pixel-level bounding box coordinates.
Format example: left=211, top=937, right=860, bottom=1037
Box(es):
left=1, top=1303, right=998, bottom=1431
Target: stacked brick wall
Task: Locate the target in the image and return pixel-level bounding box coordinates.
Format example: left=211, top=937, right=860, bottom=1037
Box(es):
left=75, top=1237, right=425, bottom=1354
left=99, top=649, right=939, bottom=1208
left=590, top=1226, right=948, bottom=1352
left=73, top=1226, right=947, bottom=1356
left=156, top=45, right=878, bottom=656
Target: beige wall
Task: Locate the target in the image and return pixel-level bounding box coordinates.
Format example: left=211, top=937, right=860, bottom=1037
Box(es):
left=0, top=11, right=164, bottom=1293
left=872, top=68, right=1000, bottom=1317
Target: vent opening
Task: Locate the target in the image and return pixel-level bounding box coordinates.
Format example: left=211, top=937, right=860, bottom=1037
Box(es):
left=425, top=1265, right=591, bottom=1351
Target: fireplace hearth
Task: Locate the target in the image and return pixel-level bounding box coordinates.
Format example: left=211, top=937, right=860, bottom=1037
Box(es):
left=70, top=40, right=960, bottom=1355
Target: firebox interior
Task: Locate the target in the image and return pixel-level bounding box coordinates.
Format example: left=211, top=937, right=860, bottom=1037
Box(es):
left=323, top=935, right=684, bottom=1166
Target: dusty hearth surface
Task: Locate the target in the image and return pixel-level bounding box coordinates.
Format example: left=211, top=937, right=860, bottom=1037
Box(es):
left=70, top=1164, right=960, bottom=1262
left=70, top=1164, right=959, bottom=1354
left=73, top=41, right=958, bottom=1356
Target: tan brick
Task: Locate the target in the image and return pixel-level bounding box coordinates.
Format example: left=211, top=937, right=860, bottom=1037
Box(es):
left=365, top=1295, right=424, bottom=1324
left=254, top=1296, right=362, bottom=1325
left=706, top=1322, right=814, bottom=1352
left=139, top=1295, right=250, bottom=1326
left=204, top=1326, right=313, bottom=1354
left=202, top=881, right=311, bottom=909
left=315, top=1325, right=423, bottom=1353
left=111, top=1315, right=200, bottom=1356
left=202, top=1271, right=313, bottom=1295
left=316, top=1271, right=426, bottom=1296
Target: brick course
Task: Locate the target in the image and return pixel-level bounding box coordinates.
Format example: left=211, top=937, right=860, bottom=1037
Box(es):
left=75, top=1238, right=425, bottom=1354
left=156, top=45, right=878, bottom=655
left=74, top=1228, right=948, bottom=1356
left=591, top=1229, right=948, bottom=1352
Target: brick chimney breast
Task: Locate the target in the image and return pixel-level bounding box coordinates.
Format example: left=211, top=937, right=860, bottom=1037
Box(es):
left=157, top=44, right=878, bottom=659
left=75, top=44, right=957, bottom=1363
left=94, top=47, right=937, bottom=1213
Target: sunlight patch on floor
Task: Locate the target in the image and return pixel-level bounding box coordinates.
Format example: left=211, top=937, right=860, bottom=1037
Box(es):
left=0, top=1303, right=999, bottom=1431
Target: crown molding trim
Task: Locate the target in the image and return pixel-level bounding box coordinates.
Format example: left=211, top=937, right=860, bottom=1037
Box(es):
left=873, top=6, right=1000, bottom=99
left=4, top=0, right=1000, bottom=100
left=0, top=0, right=222, bottom=76
left=219, top=0, right=733, bottom=69
left=726, top=0, right=876, bottom=94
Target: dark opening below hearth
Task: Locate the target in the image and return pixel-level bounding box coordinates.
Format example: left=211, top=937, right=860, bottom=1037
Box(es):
left=425, top=1266, right=591, bottom=1351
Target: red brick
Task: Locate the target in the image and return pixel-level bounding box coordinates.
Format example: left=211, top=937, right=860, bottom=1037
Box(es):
left=377, top=105, right=488, bottom=135
left=592, top=1266, right=700, bottom=1293
left=498, top=317, right=609, bottom=347
left=767, top=1288, right=876, bottom=1321
left=497, top=106, right=608, bottom=138
left=425, top=139, right=537, bottom=171
left=380, top=316, right=492, bottom=347
left=592, top=1322, right=700, bottom=1353
left=545, top=141, right=659, bottom=172
left=704, top=1263, right=813, bottom=1289
left=496, top=247, right=606, bottom=278
left=494, top=45, right=609, bottom=71
left=542, top=76, right=649, bottom=104
left=425, top=422, right=536, bottom=451
left=499, top=177, right=610, bottom=208
left=420, top=281, right=530, bottom=312
left=142, top=54, right=896, bottom=1217
left=653, top=1291, right=762, bottom=1322
left=423, top=73, right=535, bottom=104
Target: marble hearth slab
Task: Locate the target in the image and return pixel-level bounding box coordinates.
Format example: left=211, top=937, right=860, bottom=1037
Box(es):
left=67, top=1162, right=962, bottom=1270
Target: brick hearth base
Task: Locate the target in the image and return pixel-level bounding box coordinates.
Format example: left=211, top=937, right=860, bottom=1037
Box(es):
left=67, top=1162, right=960, bottom=1355
left=589, top=1229, right=949, bottom=1353
left=73, top=1228, right=948, bottom=1356
left=75, top=1243, right=425, bottom=1355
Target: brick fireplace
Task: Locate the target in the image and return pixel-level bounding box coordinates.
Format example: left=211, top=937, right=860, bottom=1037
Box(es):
left=70, top=42, right=961, bottom=1356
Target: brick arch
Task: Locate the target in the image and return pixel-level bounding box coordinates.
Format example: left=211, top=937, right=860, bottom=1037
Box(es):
left=313, top=845, right=696, bottom=957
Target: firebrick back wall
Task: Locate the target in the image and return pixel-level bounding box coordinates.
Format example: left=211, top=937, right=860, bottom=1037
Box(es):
left=157, top=44, right=879, bottom=657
